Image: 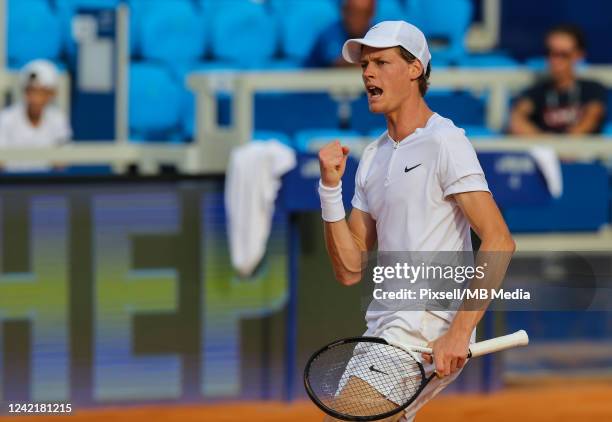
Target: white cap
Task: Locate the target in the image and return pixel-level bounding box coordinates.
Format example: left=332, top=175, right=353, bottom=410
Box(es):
left=20, top=60, right=59, bottom=90
left=342, top=21, right=431, bottom=70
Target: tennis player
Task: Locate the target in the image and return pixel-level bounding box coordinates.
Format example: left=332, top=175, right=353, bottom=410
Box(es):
left=318, top=21, right=515, bottom=421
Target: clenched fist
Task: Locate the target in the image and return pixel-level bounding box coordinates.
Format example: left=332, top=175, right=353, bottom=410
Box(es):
left=318, top=141, right=350, bottom=188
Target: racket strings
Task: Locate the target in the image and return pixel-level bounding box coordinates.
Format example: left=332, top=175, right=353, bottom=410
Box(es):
left=307, top=342, right=425, bottom=418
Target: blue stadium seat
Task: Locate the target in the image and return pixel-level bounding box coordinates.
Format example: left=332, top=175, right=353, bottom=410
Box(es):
left=56, top=0, right=120, bottom=11
left=8, top=0, right=63, bottom=68
left=373, top=0, right=406, bottom=24
left=129, top=0, right=164, bottom=57
left=55, top=0, right=122, bottom=10
left=411, top=0, right=472, bottom=64
left=57, top=0, right=119, bottom=5
left=279, top=0, right=340, bottom=63
left=210, top=1, right=277, bottom=67
left=129, top=62, right=183, bottom=141
left=267, top=0, right=288, bottom=12
left=294, top=129, right=363, bottom=153
left=140, top=0, right=206, bottom=66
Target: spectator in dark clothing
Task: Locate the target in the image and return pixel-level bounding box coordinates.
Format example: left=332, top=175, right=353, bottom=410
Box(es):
left=510, top=25, right=607, bottom=135
left=306, top=0, right=376, bottom=68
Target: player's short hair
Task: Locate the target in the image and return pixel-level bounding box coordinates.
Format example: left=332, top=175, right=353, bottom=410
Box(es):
left=397, top=46, right=431, bottom=96
left=547, top=24, right=587, bottom=51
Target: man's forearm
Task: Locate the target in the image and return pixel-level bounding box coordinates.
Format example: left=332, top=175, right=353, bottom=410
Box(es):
left=510, top=116, right=543, bottom=136
left=568, top=118, right=599, bottom=134
left=568, top=103, right=604, bottom=135
left=518, top=126, right=543, bottom=136
left=324, top=220, right=365, bottom=285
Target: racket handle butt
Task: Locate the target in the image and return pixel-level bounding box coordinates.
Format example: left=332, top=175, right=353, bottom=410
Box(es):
left=469, top=329, right=529, bottom=358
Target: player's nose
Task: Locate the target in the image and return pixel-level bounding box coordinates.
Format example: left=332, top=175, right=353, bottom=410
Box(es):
left=362, top=62, right=376, bottom=78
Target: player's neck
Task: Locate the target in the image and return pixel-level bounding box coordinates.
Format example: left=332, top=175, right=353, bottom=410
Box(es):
left=385, top=98, right=433, bottom=142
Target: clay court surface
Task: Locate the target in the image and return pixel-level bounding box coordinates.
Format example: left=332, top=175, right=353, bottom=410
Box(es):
left=2, top=383, right=611, bottom=421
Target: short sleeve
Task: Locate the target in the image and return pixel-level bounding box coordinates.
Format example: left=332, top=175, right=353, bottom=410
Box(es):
left=437, top=129, right=490, bottom=198
left=444, top=174, right=490, bottom=198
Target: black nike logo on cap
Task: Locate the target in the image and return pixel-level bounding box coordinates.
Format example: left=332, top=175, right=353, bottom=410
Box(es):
left=369, top=365, right=388, bottom=375
left=405, top=164, right=422, bottom=173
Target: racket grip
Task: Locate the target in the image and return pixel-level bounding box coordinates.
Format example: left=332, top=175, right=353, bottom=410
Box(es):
left=468, top=330, right=529, bottom=358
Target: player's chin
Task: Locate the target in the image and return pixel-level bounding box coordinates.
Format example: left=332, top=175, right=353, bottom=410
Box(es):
left=367, top=101, right=388, bottom=114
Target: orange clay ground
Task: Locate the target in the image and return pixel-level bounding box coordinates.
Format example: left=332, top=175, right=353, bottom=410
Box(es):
left=2, top=383, right=611, bottom=422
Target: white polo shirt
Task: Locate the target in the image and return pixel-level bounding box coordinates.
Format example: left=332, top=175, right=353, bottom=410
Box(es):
left=352, top=113, right=490, bottom=332
left=0, top=103, right=71, bottom=172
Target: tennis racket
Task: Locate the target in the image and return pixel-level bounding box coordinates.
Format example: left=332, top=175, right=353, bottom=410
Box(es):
left=304, top=330, right=529, bottom=421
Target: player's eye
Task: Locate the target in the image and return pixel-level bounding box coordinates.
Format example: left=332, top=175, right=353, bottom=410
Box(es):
left=360, top=62, right=368, bottom=70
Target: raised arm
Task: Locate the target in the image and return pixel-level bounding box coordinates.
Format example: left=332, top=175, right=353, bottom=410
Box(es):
left=318, top=141, right=377, bottom=286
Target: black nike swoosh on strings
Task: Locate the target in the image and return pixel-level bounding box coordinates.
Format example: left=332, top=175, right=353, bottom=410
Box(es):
left=405, top=164, right=422, bottom=173
left=368, top=365, right=388, bottom=375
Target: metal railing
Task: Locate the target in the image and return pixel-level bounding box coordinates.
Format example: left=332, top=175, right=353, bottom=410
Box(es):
left=187, top=67, right=612, bottom=173
left=2, top=68, right=612, bottom=173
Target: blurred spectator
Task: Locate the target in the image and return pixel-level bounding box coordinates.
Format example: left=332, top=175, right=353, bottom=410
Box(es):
left=509, top=25, right=606, bottom=136
left=305, top=0, right=375, bottom=67
left=0, top=60, right=71, bottom=172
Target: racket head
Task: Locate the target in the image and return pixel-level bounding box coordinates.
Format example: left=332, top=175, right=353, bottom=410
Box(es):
left=304, top=337, right=429, bottom=421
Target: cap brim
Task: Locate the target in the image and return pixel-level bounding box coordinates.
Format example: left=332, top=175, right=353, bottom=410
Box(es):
left=342, top=37, right=401, bottom=63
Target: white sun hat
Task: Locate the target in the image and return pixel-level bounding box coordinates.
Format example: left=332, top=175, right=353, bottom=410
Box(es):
left=20, top=59, right=59, bottom=90
left=342, top=20, right=431, bottom=70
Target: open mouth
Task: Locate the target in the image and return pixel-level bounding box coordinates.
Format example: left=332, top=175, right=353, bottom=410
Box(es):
left=367, top=85, right=383, bottom=99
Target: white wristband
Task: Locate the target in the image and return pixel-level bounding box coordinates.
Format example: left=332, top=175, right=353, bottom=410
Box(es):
left=318, top=180, right=346, bottom=222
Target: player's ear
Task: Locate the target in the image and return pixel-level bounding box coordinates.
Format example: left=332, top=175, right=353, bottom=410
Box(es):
left=409, top=60, right=424, bottom=81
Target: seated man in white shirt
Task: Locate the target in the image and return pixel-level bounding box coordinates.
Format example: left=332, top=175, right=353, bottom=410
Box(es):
left=0, top=59, right=72, bottom=172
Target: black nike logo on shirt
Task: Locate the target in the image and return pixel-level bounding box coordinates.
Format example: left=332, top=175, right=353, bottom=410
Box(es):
left=405, top=164, right=422, bottom=173
left=369, top=365, right=388, bottom=375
